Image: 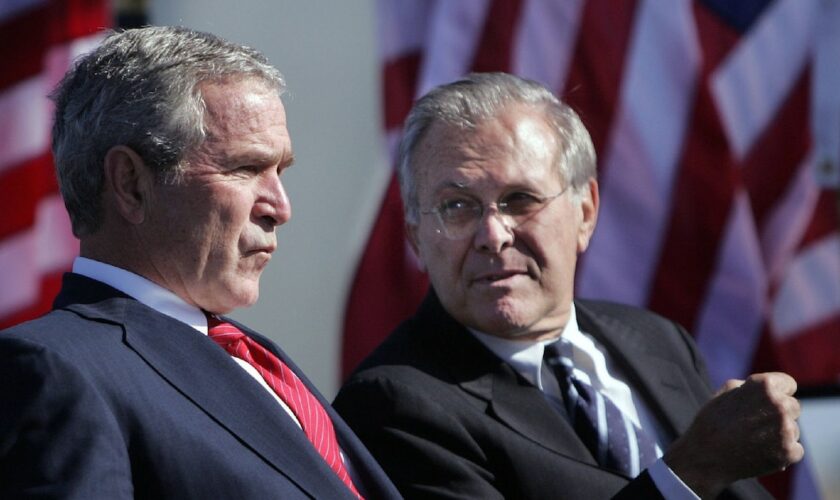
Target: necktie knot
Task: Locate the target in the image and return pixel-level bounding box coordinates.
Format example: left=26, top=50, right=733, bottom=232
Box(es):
left=207, top=315, right=246, bottom=346
left=543, top=341, right=574, bottom=378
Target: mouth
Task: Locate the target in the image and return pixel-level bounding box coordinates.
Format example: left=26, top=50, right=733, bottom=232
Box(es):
left=471, top=269, right=529, bottom=285
left=244, top=244, right=276, bottom=258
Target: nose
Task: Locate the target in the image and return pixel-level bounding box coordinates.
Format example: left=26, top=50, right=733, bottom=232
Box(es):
left=472, top=207, right=513, bottom=253
left=253, top=171, right=291, bottom=228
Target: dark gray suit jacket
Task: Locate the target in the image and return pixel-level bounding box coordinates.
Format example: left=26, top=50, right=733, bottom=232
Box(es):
left=0, top=273, right=401, bottom=499
left=334, top=291, right=770, bottom=499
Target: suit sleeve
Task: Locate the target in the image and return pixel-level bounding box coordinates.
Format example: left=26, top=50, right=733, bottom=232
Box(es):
left=0, top=338, right=133, bottom=499
left=335, top=376, right=506, bottom=500
left=619, top=312, right=774, bottom=500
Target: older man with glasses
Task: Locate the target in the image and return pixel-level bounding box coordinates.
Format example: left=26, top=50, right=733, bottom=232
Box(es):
left=334, top=72, right=801, bottom=500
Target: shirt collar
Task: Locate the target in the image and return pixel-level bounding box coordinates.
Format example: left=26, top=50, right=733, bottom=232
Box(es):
left=469, top=305, right=582, bottom=390
left=72, top=257, right=208, bottom=334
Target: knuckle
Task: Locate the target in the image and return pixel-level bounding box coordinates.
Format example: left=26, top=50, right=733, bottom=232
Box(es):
left=768, top=393, right=787, bottom=413
left=780, top=419, right=799, bottom=442
left=793, top=443, right=806, bottom=462
left=723, top=379, right=742, bottom=391
left=790, top=397, right=801, bottom=416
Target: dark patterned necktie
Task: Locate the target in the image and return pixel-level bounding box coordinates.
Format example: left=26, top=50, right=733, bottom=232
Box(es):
left=207, top=315, right=363, bottom=498
left=544, top=341, right=661, bottom=477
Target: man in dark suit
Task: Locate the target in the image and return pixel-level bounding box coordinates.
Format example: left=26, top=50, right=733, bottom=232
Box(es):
left=334, top=73, right=802, bottom=499
left=0, top=26, right=399, bottom=499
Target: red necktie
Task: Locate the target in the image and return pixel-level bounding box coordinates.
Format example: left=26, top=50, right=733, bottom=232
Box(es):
left=207, top=316, right=363, bottom=499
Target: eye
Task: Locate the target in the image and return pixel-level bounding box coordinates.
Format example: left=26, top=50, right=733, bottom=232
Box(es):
left=500, top=192, right=542, bottom=215
left=230, top=165, right=261, bottom=177
left=437, top=197, right=480, bottom=223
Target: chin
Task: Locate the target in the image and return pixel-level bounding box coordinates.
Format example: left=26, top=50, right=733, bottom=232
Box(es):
left=481, top=292, right=564, bottom=339
left=214, top=284, right=260, bottom=313
left=471, top=304, right=533, bottom=338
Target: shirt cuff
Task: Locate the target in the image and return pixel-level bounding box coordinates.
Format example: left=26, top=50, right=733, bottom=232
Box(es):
left=647, top=458, right=700, bottom=500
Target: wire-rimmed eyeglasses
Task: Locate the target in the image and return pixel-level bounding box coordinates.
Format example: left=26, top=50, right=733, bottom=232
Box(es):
left=420, top=186, right=569, bottom=240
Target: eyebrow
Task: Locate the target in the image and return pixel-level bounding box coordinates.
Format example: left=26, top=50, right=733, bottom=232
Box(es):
left=431, top=179, right=544, bottom=195
left=432, top=180, right=469, bottom=193
left=221, top=150, right=296, bottom=169
left=280, top=152, right=296, bottom=168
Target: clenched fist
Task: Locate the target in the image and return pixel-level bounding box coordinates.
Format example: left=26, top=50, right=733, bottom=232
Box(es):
left=663, top=372, right=804, bottom=499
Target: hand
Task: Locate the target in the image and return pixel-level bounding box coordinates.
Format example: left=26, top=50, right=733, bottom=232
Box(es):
left=663, top=372, right=804, bottom=499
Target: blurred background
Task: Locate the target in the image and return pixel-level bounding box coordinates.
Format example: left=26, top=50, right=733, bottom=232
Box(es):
left=1, top=0, right=838, bottom=497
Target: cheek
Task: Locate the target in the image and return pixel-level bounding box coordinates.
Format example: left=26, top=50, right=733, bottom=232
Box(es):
left=419, top=238, right=466, bottom=287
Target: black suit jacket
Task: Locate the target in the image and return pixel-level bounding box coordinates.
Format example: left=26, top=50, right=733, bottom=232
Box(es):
left=0, top=273, right=400, bottom=499
left=334, top=292, right=770, bottom=499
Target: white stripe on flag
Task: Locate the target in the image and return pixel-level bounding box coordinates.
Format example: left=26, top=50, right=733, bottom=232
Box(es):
left=0, top=34, right=105, bottom=173
left=415, top=0, right=490, bottom=97
left=712, top=0, right=816, bottom=160
left=44, top=34, right=106, bottom=90
left=578, top=0, right=699, bottom=305
left=771, top=234, right=840, bottom=339
left=512, top=0, right=584, bottom=92
left=695, top=192, right=767, bottom=384
left=762, top=151, right=820, bottom=283
left=0, top=194, right=77, bottom=316
left=813, top=0, right=840, bottom=188
left=377, top=0, right=431, bottom=61
left=0, top=75, right=51, bottom=173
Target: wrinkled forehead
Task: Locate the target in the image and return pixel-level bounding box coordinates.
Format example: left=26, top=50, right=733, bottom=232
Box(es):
left=412, top=108, right=563, bottom=194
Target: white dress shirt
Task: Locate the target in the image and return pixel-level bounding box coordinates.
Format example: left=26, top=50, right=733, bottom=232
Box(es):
left=470, top=304, right=699, bottom=500
left=72, top=256, right=302, bottom=428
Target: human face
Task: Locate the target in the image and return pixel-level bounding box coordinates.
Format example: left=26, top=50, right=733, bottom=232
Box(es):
left=408, top=104, right=598, bottom=341
left=138, top=78, right=293, bottom=314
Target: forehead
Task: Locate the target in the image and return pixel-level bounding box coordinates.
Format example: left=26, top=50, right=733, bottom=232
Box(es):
left=200, top=78, right=285, bottom=133
left=413, top=105, right=561, bottom=194
left=196, top=78, right=292, bottom=166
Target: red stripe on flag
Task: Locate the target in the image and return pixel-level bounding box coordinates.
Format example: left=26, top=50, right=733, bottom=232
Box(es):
left=1, top=0, right=109, bottom=329
left=46, top=0, right=111, bottom=45
left=561, top=0, right=638, bottom=157
left=749, top=325, right=782, bottom=376
left=470, top=0, right=523, bottom=73
left=0, top=153, right=59, bottom=240
left=0, top=0, right=110, bottom=92
left=0, top=270, right=64, bottom=330
left=757, top=466, right=794, bottom=500
left=0, top=4, right=50, bottom=91
left=776, top=312, right=840, bottom=385
left=383, top=51, right=422, bottom=130
left=743, top=70, right=811, bottom=228
left=798, top=190, right=840, bottom=250
left=646, top=6, right=741, bottom=330
left=341, top=175, right=428, bottom=378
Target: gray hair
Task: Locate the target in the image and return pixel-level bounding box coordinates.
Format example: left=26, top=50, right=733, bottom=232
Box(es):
left=397, top=72, right=596, bottom=224
left=51, top=26, right=286, bottom=237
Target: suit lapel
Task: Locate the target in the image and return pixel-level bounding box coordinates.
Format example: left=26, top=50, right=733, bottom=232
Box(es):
left=419, top=294, right=598, bottom=468
left=478, top=366, right=597, bottom=465
left=235, top=320, right=399, bottom=499
left=575, top=301, right=701, bottom=440
left=58, top=275, right=355, bottom=499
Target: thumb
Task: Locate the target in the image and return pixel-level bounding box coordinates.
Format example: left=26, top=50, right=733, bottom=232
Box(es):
left=714, top=378, right=745, bottom=397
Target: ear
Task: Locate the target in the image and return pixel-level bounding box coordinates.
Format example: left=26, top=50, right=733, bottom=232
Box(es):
left=405, top=221, right=427, bottom=272
left=576, top=178, right=599, bottom=254
left=102, top=146, right=154, bottom=225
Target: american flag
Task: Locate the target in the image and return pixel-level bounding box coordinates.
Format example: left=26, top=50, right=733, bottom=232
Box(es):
left=343, top=1, right=840, bottom=497
left=0, top=0, right=109, bottom=330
